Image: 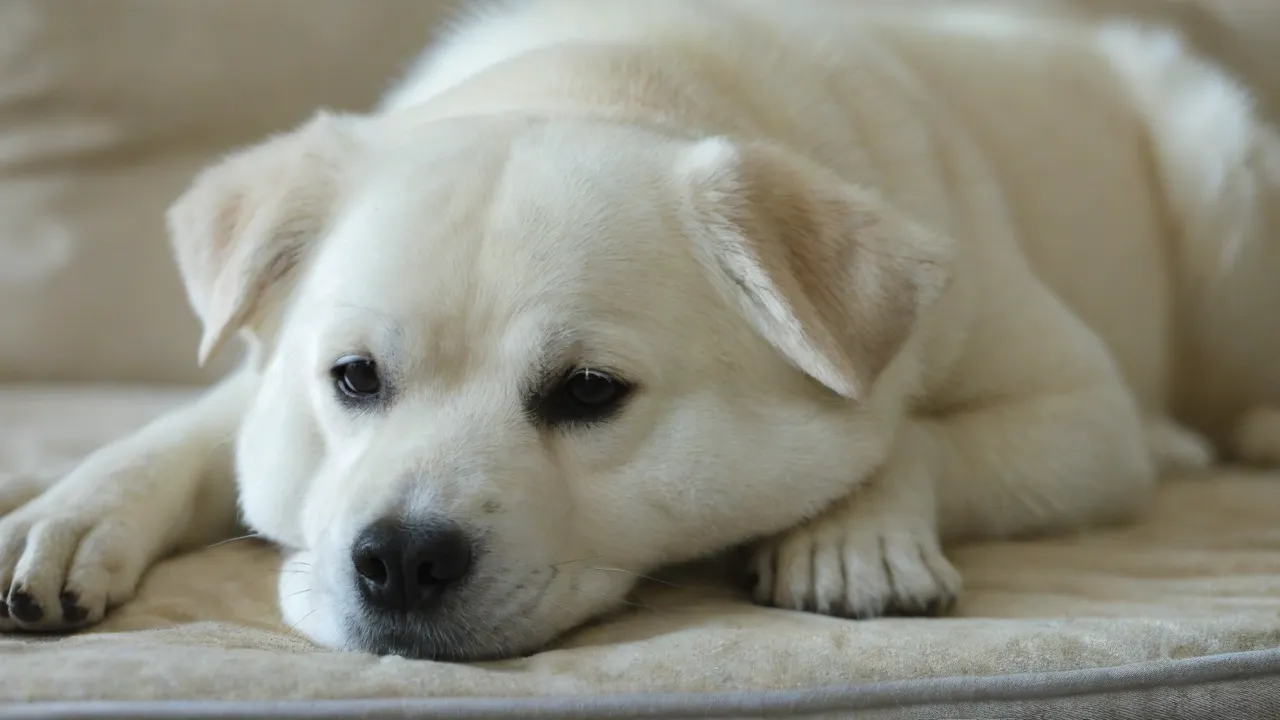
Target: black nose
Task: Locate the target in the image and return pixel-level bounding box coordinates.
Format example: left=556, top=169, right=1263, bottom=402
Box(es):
left=350, top=520, right=474, bottom=613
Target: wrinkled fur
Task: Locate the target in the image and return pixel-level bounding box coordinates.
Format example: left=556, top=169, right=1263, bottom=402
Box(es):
left=4, top=0, right=1280, bottom=661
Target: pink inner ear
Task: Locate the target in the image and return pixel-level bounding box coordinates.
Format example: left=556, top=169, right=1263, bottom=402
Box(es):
left=167, top=111, right=358, bottom=367
left=680, top=138, right=954, bottom=401
left=678, top=138, right=867, bottom=399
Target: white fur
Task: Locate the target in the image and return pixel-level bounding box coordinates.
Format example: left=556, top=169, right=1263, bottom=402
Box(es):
left=4, top=1, right=1280, bottom=660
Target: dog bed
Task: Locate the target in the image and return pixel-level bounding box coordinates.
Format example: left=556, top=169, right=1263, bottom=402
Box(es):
left=2, top=385, right=1279, bottom=719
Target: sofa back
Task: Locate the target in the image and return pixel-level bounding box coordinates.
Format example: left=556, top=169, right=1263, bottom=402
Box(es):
left=0, top=0, right=463, bottom=384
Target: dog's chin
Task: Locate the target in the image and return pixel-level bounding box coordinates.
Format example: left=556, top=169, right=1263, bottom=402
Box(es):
left=340, top=613, right=517, bottom=662
left=278, top=550, right=350, bottom=651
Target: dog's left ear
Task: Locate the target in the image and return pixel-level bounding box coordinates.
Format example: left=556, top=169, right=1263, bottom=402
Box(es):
left=676, top=137, right=955, bottom=400
left=166, top=111, right=359, bottom=365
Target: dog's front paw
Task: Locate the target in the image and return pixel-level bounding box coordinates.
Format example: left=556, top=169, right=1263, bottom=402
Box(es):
left=748, top=503, right=961, bottom=619
left=0, top=475, right=153, bottom=632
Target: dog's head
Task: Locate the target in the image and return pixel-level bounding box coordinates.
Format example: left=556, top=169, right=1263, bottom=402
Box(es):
left=167, top=110, right=952, bottom=660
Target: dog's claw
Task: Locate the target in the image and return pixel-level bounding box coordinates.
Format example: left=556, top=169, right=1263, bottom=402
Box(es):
left=7, top=590, right=43, bottom=624
left=748, top=507, right=961, bottom=621
left=0, top=477, right=149, bottom=633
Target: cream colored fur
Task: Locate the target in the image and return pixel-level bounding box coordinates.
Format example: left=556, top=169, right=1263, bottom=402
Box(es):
left=3, top=0, right=1279, bottom=660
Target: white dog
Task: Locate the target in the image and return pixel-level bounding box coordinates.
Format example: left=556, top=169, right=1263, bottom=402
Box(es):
left=3, top=0, right=1280, bottom=661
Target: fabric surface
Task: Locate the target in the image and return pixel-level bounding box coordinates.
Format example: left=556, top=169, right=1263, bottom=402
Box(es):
left=0, top=0, right=464, bottom=385
left=2, top=649, right=1280, bottom=719
left=1, top=386, right=1278, bottom=710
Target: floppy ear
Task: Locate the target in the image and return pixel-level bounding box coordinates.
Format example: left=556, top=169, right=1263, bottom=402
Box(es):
left=166, top=111, right=358, bottom=365
left=676, top=137, right=954, bottom=400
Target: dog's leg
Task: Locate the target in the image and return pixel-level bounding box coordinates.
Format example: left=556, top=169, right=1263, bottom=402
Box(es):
left=0, top=367, right=256, bottom=631
left=749, top=423, right=962, bottom=618
left=752, top=379, right=1155, bottom=618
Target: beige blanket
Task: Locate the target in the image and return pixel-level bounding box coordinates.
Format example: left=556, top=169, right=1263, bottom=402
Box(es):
left=2, top=385, right=1279, bottom=704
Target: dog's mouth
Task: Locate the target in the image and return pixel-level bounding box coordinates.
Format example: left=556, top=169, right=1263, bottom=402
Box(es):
left=339, top=571, right=564, bottom=661
left=344, top=613, right=507, bottom=661
left=279, top=542, right=586, bottom=661
left=341, top=603, right=555, bottom=661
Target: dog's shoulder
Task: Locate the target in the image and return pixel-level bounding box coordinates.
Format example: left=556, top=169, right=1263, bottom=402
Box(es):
left=378, top=0, right=724, bottom=113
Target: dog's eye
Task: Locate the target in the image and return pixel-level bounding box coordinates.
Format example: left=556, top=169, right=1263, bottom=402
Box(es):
left=332, top=356, right=381, bottom=400
left=534, top=368, right=632, bottom=427
left=566, top=370, right=623, bottom=406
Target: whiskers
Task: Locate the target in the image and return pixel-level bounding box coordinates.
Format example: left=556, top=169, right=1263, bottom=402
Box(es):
left=550, top=553, right=603, bottom=569
left=276, top=559, right=319, bottom=635
left=583, top=566, right=684, bottom=589
left=278, top=559, right=313, bottom=576
left=569, top=586, right=673, bottom=614
left=549, top=555, right=686, bottom=590
left=287, top=607, right=320, bottom=634
left=203, top=532, right=266, bottom=550
left=541, top=556, right=713, bottom=619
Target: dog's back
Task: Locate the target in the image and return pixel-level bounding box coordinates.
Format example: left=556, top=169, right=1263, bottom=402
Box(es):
left=387, top=0, right=1280, bottom=452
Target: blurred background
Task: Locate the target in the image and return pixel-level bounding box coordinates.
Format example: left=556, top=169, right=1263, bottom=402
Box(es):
left=0, top=0, right=1276, bottom=388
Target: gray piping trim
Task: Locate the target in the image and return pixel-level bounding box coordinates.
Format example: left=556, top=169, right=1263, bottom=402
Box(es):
left=2, top=645, right=1278, bottom=720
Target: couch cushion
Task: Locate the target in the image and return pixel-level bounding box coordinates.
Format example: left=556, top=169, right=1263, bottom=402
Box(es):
left=2, top=385, right=1279, bottom=714
left=0, top=0, right=463, bottom=384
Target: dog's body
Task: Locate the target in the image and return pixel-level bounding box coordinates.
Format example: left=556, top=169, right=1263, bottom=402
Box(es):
left=4, top=0, right=1280, bottom=660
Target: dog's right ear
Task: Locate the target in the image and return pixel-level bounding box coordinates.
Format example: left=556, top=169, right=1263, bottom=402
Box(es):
left=167, top=111, right=359, bottom=365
